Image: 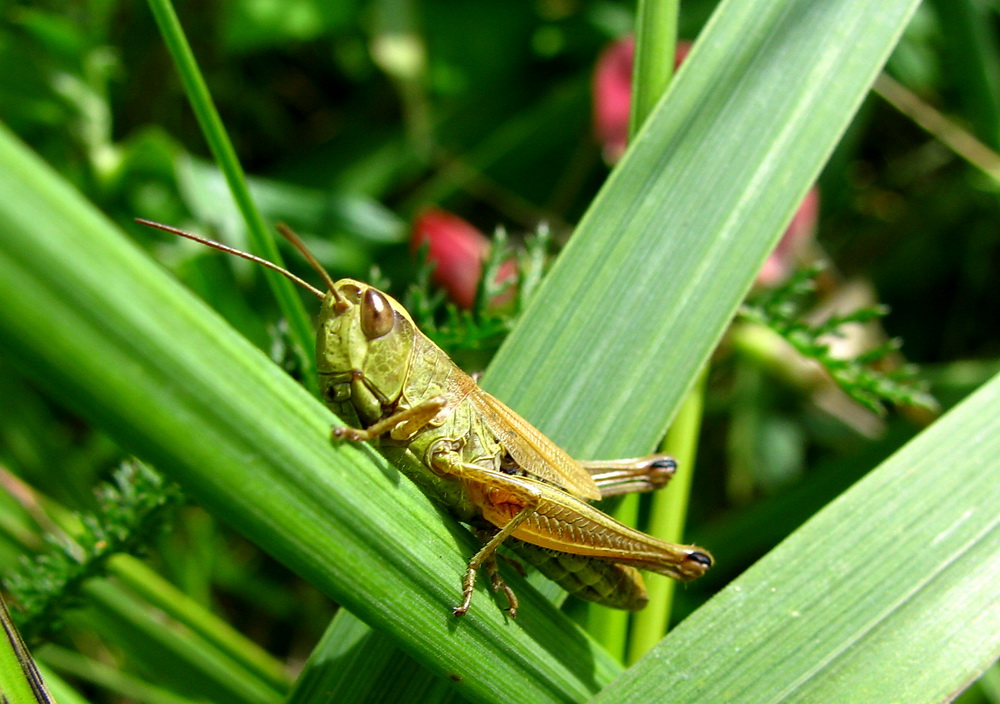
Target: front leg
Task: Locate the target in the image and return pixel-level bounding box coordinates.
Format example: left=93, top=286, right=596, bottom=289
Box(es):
left=332, top=396, right=447, bottom=442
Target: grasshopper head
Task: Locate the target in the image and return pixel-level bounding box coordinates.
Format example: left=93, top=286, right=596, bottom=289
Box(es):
left=316, top=279, right=416, bottom=426
left=131, top=221, right=413, bottom=428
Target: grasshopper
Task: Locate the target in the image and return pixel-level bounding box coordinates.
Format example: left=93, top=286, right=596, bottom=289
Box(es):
left=140, top=219, right=712, bottom=616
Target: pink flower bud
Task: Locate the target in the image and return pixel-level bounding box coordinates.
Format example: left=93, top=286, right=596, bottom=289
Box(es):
left=673, top=40, right=692, bottom=67
left=592, top=36, right=635, bottom=163
left=411, top=208, right=516, bottom=309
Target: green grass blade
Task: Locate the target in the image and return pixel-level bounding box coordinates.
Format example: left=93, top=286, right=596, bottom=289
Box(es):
left=928, top=0, right=1000, bottom=149
left=144, top=0, right=317, bottom=388
left=1, top=593, right=53, bottom=704
left=0, top=124, right=619, bottom=704
left=0, top=480, right=289, bottom=702
left=39, top=645, right=195, bottom=704
left=108, top=556, right=289, bottom=694
left=591, top=370, right=1000, bottom=703
left=76, top=580, right=282, bottom=704
left=285, top=610, right=391, bottom=704
left=483, top=0, right=921, bottom=459
left=287, top=609, right=452, bottom=704
left=35, top=665, right=91, bottom=704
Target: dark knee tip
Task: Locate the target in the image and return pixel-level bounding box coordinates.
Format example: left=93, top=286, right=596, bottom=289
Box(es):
left=688, top=550, right=713, bottom=568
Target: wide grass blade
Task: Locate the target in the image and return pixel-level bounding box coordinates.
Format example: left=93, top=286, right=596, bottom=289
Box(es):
left=484, top=0, right=922, bottom=459
left=591, top=370, right=1000, bottom=703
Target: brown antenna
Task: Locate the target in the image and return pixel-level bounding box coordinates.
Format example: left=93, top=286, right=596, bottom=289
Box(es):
left=136, top=219, right=326, bottom=301
left=276, top=223, right=347, bottom=309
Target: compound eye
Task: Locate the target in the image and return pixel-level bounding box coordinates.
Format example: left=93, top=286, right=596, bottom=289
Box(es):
left=360, top=288, right=394, bottom=339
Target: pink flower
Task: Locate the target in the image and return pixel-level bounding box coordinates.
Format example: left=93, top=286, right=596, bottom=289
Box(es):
left=411, top=208, right=516, bottom=309
left=592, top=36, right=635, bottom=163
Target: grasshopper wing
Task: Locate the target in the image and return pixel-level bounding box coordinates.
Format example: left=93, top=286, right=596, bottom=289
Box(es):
left=469, top=390, right=602, bottom=501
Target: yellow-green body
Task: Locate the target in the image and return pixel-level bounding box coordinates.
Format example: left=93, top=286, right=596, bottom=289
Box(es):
left=316, top=280, right=712, bottom=614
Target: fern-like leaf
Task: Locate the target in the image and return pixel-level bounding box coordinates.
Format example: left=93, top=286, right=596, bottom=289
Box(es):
left=3, top=461, right=183, bottom=643
left=740, top=266, right=937, bottom=416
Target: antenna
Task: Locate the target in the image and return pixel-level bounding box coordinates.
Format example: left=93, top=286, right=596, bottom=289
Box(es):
left=276, top=223, right=337, bottom=292
left=276, top=223, right=348, bottom=309
left=136, top=219, right=326, bottom=301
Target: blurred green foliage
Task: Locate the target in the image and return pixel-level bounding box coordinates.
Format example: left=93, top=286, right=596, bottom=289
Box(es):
left=1, top=1, right=999, bottom=702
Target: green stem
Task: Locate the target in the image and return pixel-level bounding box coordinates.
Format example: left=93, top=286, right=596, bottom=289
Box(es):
left=594, top=0, right=686, bottom=664
left=585, top=494, right=639, bottom=661
left=627, top=368, right=707, bottom=664
left=371, top=0, right=434, bottom=161
left=629, top=0, right=680, bottom=135
left=144, top=0, right=317, bottom=391
left=583, top=0, right=683, bottom=660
